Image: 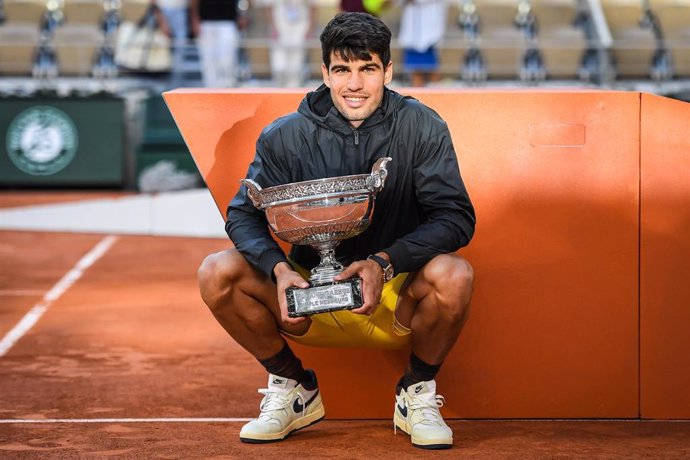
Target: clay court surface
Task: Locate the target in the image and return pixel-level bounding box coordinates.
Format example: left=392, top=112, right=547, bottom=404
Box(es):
left=1, top=191, right=689, bottom=459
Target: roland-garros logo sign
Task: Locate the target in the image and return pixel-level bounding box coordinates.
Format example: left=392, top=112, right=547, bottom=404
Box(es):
left=6, top=106, right=79, bottom=176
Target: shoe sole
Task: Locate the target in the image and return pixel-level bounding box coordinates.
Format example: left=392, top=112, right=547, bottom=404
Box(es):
left=240, top=403, right=326, bottom=443
left=393, top=409, right=452, bottom=450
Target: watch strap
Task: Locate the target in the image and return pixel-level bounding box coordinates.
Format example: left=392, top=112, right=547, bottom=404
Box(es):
left=367, top=254, right=394, bottom=282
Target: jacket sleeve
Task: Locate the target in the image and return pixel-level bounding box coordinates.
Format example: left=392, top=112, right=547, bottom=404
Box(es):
left=384, top=122, right=476, bottom=274
left=225, top=133, right=291, bottom=281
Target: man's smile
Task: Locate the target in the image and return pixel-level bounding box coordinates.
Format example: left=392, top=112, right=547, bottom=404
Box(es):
left=344, top=95, right=367, bottom=107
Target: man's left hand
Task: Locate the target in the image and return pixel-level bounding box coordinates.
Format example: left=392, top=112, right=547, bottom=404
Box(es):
left=334, top=259, right=384, bottom=315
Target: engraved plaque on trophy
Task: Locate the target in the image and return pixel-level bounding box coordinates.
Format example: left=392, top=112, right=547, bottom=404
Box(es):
left=241, top=157, right=392, bottom=317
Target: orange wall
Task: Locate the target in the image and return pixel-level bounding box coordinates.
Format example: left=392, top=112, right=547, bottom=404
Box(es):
left=640, top=94, right=690, bottom=419
left=164, top=88, right=689, bottom=420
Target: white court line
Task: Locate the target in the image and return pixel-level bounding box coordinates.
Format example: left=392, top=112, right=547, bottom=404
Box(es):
left=1, top=418, right=687, bottom=425
left=0, top=235, right=118, bottom=357
left=0, top=418, right=251, bottom=424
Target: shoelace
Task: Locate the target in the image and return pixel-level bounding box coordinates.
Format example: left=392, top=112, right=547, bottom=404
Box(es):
left=394, top=392, right=447, bottom=434
left=407, top=392, right=447, bottom=429
left=257, top=387, right=306, bottom=420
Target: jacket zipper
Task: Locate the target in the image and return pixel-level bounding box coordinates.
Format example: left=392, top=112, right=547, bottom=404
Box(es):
left=353, top=129, right=359, bottom=146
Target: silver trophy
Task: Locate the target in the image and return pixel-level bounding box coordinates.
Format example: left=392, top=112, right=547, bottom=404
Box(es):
left=241, top=157, right=392, bottom=317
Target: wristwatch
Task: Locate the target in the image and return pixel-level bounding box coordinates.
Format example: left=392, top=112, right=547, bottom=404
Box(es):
left=367, top=254, right=394, bottom=283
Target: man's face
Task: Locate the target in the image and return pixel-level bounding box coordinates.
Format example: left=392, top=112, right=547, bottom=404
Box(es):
left=322, top=51, right=393, bottom=129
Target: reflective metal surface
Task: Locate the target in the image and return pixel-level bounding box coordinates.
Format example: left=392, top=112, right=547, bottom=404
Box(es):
left=241, top=157, right=392, bottom=284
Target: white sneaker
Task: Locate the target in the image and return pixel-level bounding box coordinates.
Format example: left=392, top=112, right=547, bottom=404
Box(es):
left=393, top=379, right=453, bottom=449
left=239, top=371, right=325, bottom=443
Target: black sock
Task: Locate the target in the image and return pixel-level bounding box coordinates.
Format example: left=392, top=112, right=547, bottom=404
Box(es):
left=398, top=352, right=442, bottom=391
left=258, top=342, right=315, bottom=390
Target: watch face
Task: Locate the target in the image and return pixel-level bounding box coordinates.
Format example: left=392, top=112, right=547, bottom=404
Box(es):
left=383, top=266, right=394, bottom=282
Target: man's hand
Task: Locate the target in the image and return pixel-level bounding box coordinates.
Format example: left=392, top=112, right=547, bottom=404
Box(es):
left=334, top=257, right=385, bottom=316
left=273, top=262, right=309, bottom=325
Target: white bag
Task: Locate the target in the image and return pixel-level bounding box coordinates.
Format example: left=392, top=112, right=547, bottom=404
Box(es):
left=115, top=14, right=171, bottom=72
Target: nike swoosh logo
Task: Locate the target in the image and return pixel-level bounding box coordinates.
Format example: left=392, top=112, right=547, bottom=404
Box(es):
left=397, top=403, right=408, bottom=418
left=293, top=390, right=319, bottom=413
left=414, top=385, right=424, bottom=394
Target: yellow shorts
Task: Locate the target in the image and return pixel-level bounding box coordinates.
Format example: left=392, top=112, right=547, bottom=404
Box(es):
left=282, top=262, right=412, bottom=350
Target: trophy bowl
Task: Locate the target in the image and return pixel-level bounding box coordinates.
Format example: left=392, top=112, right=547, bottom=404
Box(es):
left=241, top=157, right=392, bottom=317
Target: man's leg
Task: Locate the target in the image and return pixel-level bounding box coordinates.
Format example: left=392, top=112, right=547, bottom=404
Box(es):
left=198, top=248, right=307, bottom=357
left=197, top=249, right=324, bottom=442
left=398, top=253, right=473, bottom=366
left=393, top=253, right=474, bottom=449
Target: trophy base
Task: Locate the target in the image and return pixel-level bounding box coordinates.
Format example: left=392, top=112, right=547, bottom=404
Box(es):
left=286, top=277, right=363, bottom=318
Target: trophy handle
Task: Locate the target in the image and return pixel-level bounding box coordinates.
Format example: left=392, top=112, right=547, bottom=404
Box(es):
left=240, top=178, right=263, bottom=208
left=366, top=157, right=393, bottom=193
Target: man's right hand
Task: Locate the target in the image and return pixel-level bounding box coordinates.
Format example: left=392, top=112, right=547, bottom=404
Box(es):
left=273, top=262, right=309, bottom=325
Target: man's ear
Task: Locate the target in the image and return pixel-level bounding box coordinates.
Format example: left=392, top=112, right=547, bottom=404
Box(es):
left=321, top=63, right=330, bottom=87
left=384, top=61, right=393, bottom=85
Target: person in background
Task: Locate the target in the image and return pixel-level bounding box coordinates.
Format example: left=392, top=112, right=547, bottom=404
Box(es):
left=190, top=0, right=244, bottom=87
left=268, top=0, right=315, bottom=87
left=340, top=0, right=367, bottom=13
left=154, top=0, right=190, bottom=88
left=398, top=0, right=447, bottom=86
left=341, top=0, right=390, bottom=16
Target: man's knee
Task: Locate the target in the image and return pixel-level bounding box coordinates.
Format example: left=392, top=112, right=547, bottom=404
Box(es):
left=427, top=253, right=473, bottom=288
left=198, top=249, right=239, bottom=284
left=427, top=254, right=474, bottom=318
left=197, top=249, right=247, bottom=307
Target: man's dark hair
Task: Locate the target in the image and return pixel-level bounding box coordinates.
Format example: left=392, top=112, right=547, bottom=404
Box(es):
left=320, top=12, right=392, bottom=70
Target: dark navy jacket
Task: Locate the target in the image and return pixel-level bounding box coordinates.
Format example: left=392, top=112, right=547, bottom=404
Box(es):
left=226, top=84, right=475, bottom=279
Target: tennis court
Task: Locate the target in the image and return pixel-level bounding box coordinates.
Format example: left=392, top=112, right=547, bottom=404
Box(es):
left=1, top=191, right=690, bottom=458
